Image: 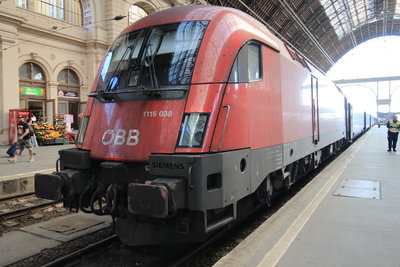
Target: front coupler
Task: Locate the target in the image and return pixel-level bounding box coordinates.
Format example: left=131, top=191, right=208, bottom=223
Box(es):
left=35, top=169, right=90, bottom=209
left=34, top=148, right=92, bottom=210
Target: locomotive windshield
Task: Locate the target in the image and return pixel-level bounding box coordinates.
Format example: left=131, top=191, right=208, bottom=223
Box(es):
left=96, top=20, right=209, bottom=97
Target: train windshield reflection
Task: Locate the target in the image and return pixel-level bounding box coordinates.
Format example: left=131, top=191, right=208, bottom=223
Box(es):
left=97, top=20, right=209, bottom=93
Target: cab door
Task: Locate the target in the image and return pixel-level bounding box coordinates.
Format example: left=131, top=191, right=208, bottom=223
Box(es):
left=311, top=76, right=319, bottom=144
left=346, top=101, right=353, bottom=140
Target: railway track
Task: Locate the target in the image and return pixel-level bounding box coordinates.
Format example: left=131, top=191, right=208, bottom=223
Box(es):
left=8, top=148, right=343, bottom=267
left=1, top=194, right=244, bottom=266
left=41, top=234, right=120, bottom=267
left=27, top=194, right=285, bottom=267
left=0, top=193, right=61, bottom=221
left=35, top=230, right=226, bottom=267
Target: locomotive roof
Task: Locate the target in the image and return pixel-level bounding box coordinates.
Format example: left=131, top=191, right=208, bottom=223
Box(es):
left=121, top=5, right=280, bottom=51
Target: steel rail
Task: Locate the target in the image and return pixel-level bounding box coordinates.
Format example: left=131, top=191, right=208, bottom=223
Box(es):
left=167, top=227, right=234, bottom=267
left=41, top=234, right=119, bottom=267
left=0, top=192, right=36, bottom=203
left=0, top=195, right=59, bottom=221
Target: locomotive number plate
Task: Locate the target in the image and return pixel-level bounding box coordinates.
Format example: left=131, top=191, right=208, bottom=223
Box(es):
left=143, top=110, right=173, bottom=118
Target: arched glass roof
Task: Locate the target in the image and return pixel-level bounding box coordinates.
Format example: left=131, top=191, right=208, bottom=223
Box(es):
left=208, top=0, right=400, bottom=72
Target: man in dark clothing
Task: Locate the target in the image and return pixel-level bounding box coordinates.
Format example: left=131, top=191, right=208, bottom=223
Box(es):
left=8, top=118, right=34, bottom=163
left=386, top=115, right=400, bottom=152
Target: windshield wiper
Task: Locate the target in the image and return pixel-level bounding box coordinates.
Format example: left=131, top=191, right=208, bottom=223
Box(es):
left=88, top=87, right=143, bottom=98
left=139, top=86, right=188, bottom=93
left=143, top=29, right=164, bottom=90
left=90, top=47, right=132, bottom=101
left=93, top=31, right=145, bottom=100
left=104, top=47, right=132, bottom=93
left=145, top=44, right=159, bottom=89
left=88, top=86, right=189, bottom=99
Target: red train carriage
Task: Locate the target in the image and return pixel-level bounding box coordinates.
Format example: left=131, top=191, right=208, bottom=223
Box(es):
left=35, top=6, right=347, bottom=245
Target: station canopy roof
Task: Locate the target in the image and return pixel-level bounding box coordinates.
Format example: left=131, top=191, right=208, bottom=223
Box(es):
left=207, top=0, right=400, bottom=72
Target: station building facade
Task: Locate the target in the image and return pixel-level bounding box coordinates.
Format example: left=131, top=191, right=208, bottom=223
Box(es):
left=0, top=0, right=203, bottom=145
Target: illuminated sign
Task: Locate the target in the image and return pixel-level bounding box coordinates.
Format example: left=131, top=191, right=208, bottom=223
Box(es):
left=19, top=87, right=45, bottom=96
left=58, top=90, right=79, bottom=99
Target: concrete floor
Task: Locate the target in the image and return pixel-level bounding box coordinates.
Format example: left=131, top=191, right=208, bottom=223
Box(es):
left=0, top=214, right=111, bottom=266
left=0, top=143, right=75, bottom=176
left=0, top=143, right=112, bottom=266
left=214, top=127, right=400, bottom=267
left=0, top=144, right=74, bottom=199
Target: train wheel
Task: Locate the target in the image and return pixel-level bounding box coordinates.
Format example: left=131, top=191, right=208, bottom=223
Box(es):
left=313, top=150, right=322, bottom=169
left=256, top=175, right=273, bottom=207
left=266, top=176, right=273, bottom=207
left=284, top=162, right=298, bottom=190
left=293, top=159, right=305, bottom=181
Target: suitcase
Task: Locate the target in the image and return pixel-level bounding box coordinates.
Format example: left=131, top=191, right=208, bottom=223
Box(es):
left=6, top=143, right=17, bottom=157
left=6, top=142, right=25, bottom=157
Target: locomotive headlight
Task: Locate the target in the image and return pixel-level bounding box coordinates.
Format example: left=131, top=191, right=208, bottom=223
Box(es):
left=178, top=113, right=209, bottom=147
left=76, top=115, right=89, bottom=145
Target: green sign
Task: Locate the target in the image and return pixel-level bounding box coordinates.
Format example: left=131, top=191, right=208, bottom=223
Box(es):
left=19, top=86, right=45, bottom=96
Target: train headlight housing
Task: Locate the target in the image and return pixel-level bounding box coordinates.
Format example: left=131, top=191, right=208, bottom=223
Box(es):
left=178, top=113, right=209, bottom=148
left=76, top=115, right=89, bottom=145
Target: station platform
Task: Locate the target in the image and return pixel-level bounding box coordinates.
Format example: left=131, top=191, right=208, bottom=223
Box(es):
left=0, top=143, right=75, bottom=199
left=0, top=143, right=112, bottom=266
left=1, top=213, right=112, bottom=266
left=214, top=126, right=400, bottom=267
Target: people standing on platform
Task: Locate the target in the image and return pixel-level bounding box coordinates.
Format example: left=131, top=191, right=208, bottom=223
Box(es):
left=386, top=115, right=400, bottom=152
left=27, top=119, right=37, bottom=155
left=8, top=118, right=35, bottom=163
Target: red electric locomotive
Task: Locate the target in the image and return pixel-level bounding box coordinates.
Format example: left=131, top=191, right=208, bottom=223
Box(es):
left=35, top=5, right=349, bottom=245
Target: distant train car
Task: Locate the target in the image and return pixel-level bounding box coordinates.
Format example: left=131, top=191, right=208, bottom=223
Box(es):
left=345, top=101, right=365, bottom=140
left=366, top=113, right=377, bottom=129
left=36, top=6, right=359, bottom=245
left=345, top=97, right=376, bottom=141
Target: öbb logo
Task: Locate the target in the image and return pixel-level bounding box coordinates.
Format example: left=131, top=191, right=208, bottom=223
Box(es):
left=102, top=129, right=140, bottom=146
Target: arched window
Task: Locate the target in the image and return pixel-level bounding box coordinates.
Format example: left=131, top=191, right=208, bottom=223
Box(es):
left=128, top=5, right=148, bottom=25
left=19, top=62, right=47, bottom=122
left=57, top=68, right=79, bottom=85
left=19, top=62, right=46, bottom=81
left=57, top=68, right=81, bottom=129
left=16, top=0, right=83, bottom=26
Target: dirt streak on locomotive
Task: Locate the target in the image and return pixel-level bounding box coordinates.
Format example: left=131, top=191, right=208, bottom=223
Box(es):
left=35, top=5, right=371, bottom=245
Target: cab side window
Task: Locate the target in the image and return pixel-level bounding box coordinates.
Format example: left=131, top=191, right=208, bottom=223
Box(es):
left=229, top=43, right=262, bottom=83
